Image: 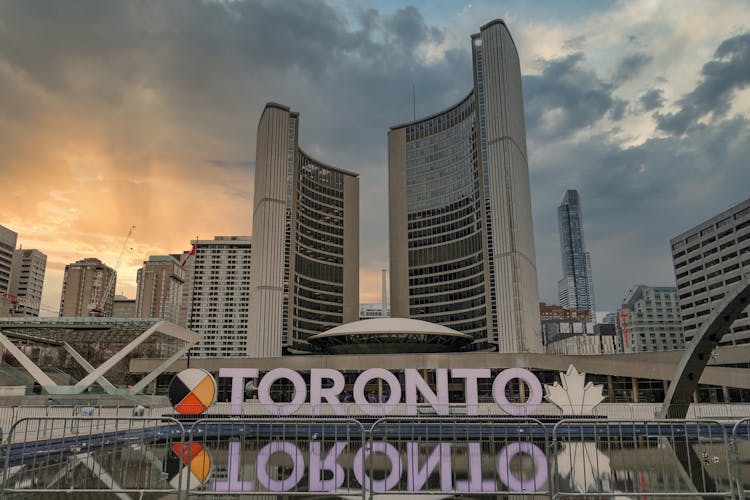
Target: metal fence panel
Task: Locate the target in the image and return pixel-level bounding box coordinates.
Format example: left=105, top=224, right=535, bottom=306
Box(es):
left=364, top=417, right=549, bottom=498
left=185, top=417, right=367, bottom=498
left=1, top=411, right=748, bottom=498
left=731, top=418, right=750, bottom=500
left=551, top=419, right=734, bottom=499
left=1, top=416, right=186, bottom=496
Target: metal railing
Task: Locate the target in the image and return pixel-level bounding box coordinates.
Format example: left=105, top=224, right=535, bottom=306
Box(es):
left=185, top=417, right=367, bottom=498
left=1, top=414, right=749, bottom=498
left=1, top=402, right=750, bottom=428
left=551, top=419, right=734, bottom=498
left=732, top=418, right=750, bottom=500
left=2, top=416, right=185, bottom=497
left=366, top=416, right=550, bottom=498
left=145, top=401, right=750, bottom=419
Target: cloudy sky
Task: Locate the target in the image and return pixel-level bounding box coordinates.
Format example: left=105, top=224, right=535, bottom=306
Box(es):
left=1, top=0, right=749, bottom=316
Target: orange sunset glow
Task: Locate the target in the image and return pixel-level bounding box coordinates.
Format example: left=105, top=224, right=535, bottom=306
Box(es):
left=3, top=0, right=750, bottom=316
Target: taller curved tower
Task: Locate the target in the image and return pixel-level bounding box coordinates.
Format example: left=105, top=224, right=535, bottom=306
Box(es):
left=389, top=20, right=541, bottom=353
left=249, top=103, right=359, bottom=357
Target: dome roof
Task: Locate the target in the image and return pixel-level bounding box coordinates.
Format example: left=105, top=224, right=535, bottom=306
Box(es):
left=312, top=318, right=472, bottom=338
left=308, top=318, right=473, bottom=354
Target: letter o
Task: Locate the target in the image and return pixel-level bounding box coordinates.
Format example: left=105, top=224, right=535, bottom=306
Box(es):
left=353, top=442, right=402, bottom=491
left=497, top=442, right=547, bottom=492
left=257, top=368, right=306, bottom=415
left=257, top=442, right=305, bottom=491
left=353, top=368, right=401, bottom=416
left=492, top=368, right=542, bottom=416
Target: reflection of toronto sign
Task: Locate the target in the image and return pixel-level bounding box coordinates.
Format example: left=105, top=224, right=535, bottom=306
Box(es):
left=170, top=367, right=547, bottom=416
left=210, top=439, right=547, bottom=493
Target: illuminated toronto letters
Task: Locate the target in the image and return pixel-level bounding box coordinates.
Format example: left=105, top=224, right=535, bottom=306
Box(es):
left=216, top=367, right=542, bottom=416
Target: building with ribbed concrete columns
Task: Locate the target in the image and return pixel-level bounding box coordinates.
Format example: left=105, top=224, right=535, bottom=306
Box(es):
left=249, top=103, right=359, bottom=357
left=388, top=20, right=541, bottom=353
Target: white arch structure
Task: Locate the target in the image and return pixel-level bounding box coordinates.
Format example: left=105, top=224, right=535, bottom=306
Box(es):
left=659, top=275, right=750, bottom=418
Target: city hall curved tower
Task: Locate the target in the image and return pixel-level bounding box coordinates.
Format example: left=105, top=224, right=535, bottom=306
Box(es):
left=389, top=20, right=541, bottom=353
left=249, top=103, right=359, bottom=357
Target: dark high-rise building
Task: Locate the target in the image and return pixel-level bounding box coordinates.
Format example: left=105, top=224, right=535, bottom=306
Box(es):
left=388, top=20, right=541, bottom=353
left=557, top=189, right=596, bottom=319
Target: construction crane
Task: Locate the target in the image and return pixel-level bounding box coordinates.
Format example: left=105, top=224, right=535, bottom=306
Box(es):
left=2, top=293, right=57, bottom=316
left=89, top=225, right=135, bottom=317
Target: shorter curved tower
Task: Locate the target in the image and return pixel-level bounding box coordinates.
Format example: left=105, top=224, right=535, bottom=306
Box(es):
left=249, top=103, right=359, bottom=357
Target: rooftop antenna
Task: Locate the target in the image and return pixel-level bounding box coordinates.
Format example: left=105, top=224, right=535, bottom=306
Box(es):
left=381, top=269, right=388, bottom=317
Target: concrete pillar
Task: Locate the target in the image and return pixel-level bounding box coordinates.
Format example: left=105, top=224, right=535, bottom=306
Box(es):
left=519, top=378, right=526, bottom=402
left=378, top=378, right=383, bottom=403
left=722, top=386, right=730, bottom=403
left=607, top=375, right=614, bottom=402
left=631, top=377, right=639, bottom=403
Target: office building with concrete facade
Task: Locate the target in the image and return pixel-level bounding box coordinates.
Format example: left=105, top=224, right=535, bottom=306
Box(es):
left=135, top=255, right=185, bottom=324
left=184, top=236, right=251, bottom=357
left=249, top=103, right=359, bottom=357
left=558, top=189, right=595, bottom=319
left=59, top=258, right=116, bottom=317
left=671, top=197, right=750, bottom=345
left=8, top=249, right=47, bottom=316
left=112, top=295, right=136, bottom=318
left=0, top=225, right=17, bottom=294
left=616, top=285, right=685, bottom=353
left=388, top=20, right=541, bottom=353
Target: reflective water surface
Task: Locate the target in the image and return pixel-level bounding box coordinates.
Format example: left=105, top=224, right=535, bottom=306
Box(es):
left=2, top=418, right=749, bottom=498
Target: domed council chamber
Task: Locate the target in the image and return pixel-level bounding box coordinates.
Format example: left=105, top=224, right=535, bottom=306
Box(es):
left=308, top=317, right=473, bottom=354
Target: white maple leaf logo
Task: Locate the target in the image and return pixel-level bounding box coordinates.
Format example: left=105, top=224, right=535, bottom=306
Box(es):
left=555, top=441, right=611, bottom=492
left=544, top=365, right=605, bottom=415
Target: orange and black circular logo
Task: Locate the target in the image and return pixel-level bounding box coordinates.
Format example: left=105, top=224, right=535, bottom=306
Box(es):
left=169, top=368, right=216, bottom=415
left=163, top=442, right=211, bottom=489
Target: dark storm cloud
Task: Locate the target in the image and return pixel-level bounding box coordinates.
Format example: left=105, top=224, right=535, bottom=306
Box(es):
left=531, top=112, right=750, bottom=310
left=639, top=88, right=665, bottom=110
left=609, top=99, right=628, bottom=121
left=0, top=0, right=474, bottom=273
left=612, top=52, right=652, bottom=83
left=527, top=33, right=750, bottom=309
left=656, top=31, right=750, bottom=134
left=563, top=35, right=586, bottom=51
left=3, top=0, right=749, bottom=310
left=523, top=53, right=617, bottom=140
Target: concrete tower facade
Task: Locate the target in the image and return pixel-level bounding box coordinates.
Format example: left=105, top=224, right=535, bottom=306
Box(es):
left=389, top=20, right=541, bottom=353
left=0, top=225, right=17, bottom=294
left=670, top=198, right=750, bottom=345
left=8, top=249, right=47, bottom=316
left=135, top=255, right=185, bottom=323
left=59, top=258, right=116, bottom=317
left=557, top=189, right=596, bottom=319
left=186, top=236, right=252, bottom=357
left=249, top=103, right=359, bottom=357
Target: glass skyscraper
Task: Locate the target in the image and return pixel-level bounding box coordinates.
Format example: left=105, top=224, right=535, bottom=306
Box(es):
left=388, top=20, right=542, bottom=353
left=557, top=189, right=596, bottom=319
